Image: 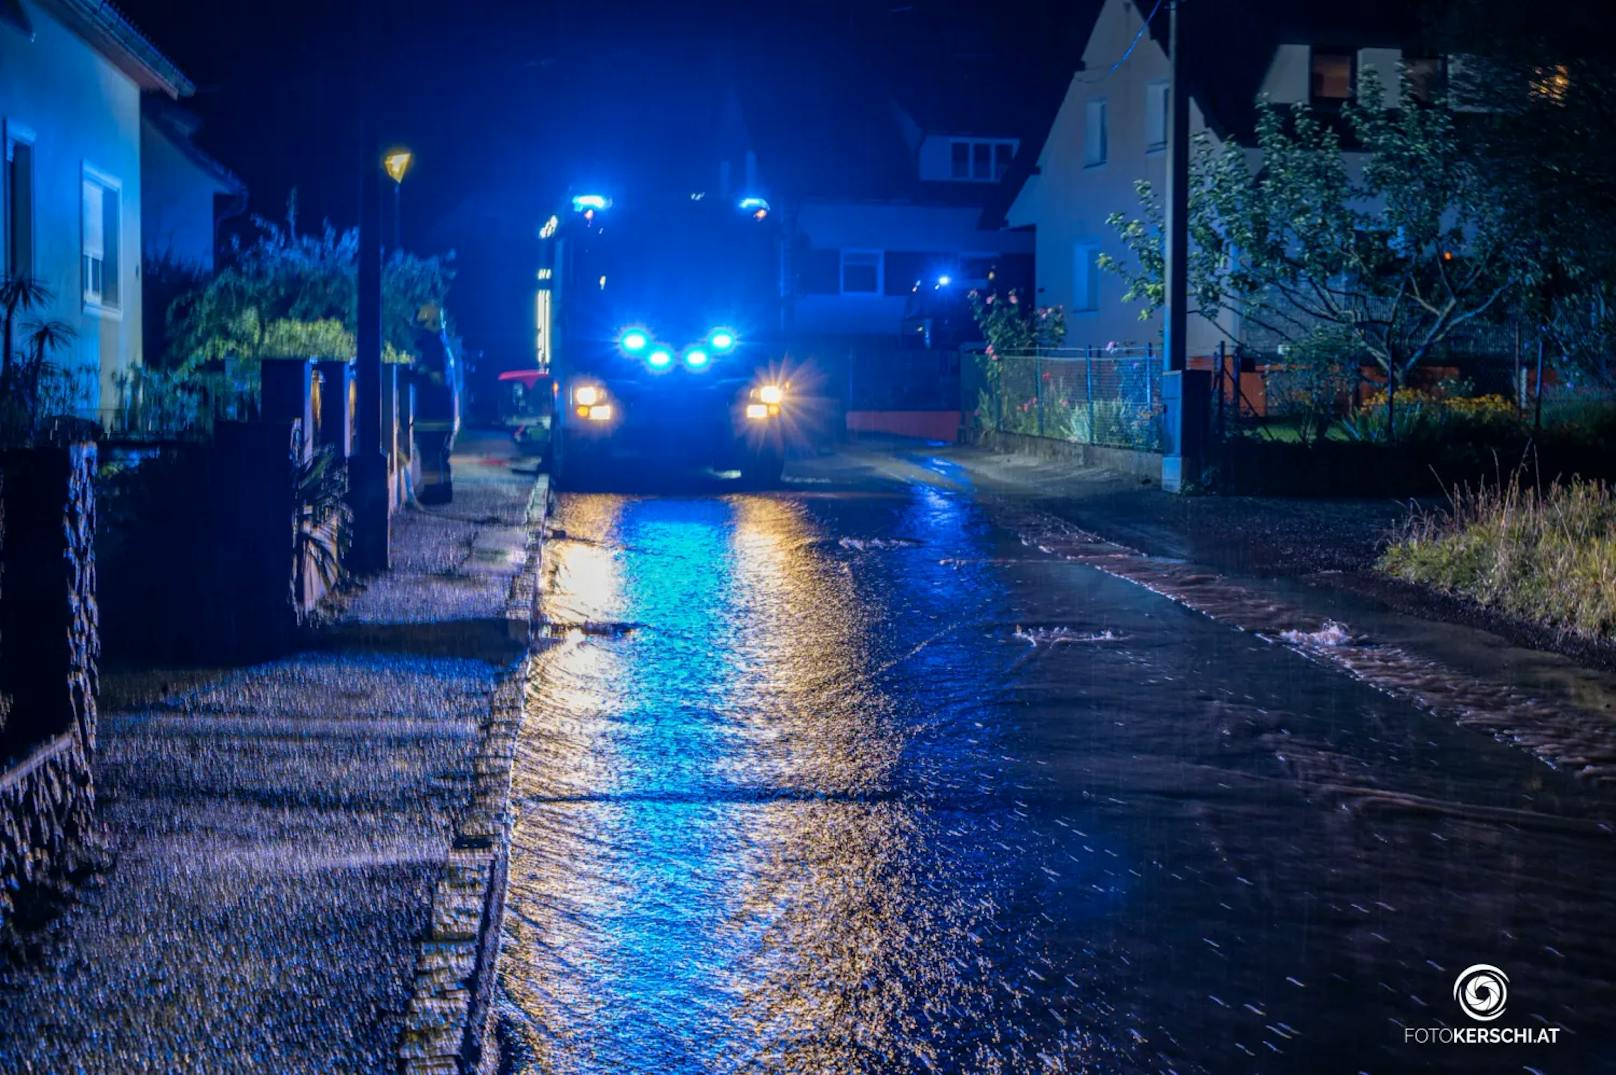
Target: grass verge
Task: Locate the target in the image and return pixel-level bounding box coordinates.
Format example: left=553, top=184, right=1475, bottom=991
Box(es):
left=1379, top=475, right=1616, bottom=643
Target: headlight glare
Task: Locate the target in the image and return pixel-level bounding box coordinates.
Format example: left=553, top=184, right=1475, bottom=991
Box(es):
left=758, top=384, right=784, bottom=405
left=572, top=384, right=603, bottom=406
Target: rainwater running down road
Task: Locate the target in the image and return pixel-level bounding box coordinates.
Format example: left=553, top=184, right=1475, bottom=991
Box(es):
left=495, top=448, right=1616, bottom=1074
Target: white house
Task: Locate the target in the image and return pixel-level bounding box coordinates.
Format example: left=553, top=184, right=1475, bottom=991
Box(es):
left=0, top=0, right=193, bottom=417
left=141, top=100, right=245, bottom=273
left=1001, top=0, right=1430, bottom=359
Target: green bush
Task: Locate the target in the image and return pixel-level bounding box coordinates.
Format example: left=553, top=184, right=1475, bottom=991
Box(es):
left=1380, top=475, right=1616, bottom=641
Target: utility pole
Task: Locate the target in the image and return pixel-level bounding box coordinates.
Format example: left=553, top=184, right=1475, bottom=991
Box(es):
left=350, top=146, right=390, bottom=572
left=349, top=13, right=389, bottom=573
left=1160, top=0, right=1204, bottom=493
left=1164, top=0, right=1189, bottom=375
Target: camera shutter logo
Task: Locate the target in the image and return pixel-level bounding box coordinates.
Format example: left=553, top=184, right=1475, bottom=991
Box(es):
left=1453, top=964, right=1509, bottom=1022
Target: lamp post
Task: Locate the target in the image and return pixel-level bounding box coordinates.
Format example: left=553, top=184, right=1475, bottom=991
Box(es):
left=382, top=147, right=412, bottom=251
left=350, top=146, right=396, bottom=574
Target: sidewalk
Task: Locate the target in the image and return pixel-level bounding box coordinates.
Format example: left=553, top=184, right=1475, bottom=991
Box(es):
left=0, top=431, right=543, bottom=1074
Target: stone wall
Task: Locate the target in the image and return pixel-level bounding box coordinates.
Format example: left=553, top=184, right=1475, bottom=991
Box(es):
left=0, top=444, right=98, bottom=935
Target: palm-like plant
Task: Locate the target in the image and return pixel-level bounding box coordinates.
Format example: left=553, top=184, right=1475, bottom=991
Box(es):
left=0, top=276, right=78, bottom=443
left=0, top=275, right=48, bottom=390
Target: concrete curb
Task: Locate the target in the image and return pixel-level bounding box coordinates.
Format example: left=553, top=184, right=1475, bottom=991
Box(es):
left=396, top=473, right=549, bottom=1074
left=974, top=428, right=1162, bottom=482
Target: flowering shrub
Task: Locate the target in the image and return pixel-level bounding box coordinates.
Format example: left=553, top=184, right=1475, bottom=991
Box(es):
left=968, top=289, right=1066, bottom=435
left=968, top=289, right=1066, bottom=357
left=1347, top=383, right=1520, bottom=444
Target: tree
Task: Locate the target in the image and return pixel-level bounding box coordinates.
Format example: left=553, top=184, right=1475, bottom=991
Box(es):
left=1438, top=0, right=1616, bottom=388
left=165, top=195, right=453, bottom=376
left=1102, top=72, right=1513, bottom=438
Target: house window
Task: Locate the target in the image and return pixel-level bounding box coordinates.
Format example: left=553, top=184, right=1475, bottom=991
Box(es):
left=994, top=142, right=1014, bottom=179
left=4, top=129, right=33, bottom=279
left=840, top=250, right=882, bottom=295
left=1145, top=80, right=1170, bottom=151
left=1072, top=243, right=1099, bottom=311
left=946, top=139, right=1018, bottom=182
left=1310, top=47, right=1356, bottom=106
left=1403, top=54, right=1446, bottom=105
left=1083, top=99, right=1107, bottom=166
left=884, top=251, right=952, bottom=295
left=82, top=169, right=120, bottom=310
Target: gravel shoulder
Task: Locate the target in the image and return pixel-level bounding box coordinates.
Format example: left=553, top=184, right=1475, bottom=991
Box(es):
left=939, top=443, right=1616, bottom=673
left=0, top=431, right=541, bottom=1074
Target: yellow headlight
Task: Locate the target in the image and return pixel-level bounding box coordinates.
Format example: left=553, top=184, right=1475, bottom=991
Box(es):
left=573, top=385, right=602, bottom=406
left=758, top=384, right=784, bottom=405
left=586, top=404, right=613, bottom=422
left=745, top=403, right=768, bottom=420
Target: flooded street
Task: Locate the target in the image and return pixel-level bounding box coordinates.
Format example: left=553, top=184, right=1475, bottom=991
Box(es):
left=496, top=447, right=1616, bottom=1074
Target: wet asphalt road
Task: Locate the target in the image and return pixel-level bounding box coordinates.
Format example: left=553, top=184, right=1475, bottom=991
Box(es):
left=495, top=445, right=1616, bottom=1074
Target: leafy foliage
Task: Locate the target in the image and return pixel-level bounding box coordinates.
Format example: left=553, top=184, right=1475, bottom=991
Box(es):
left=293, top=442, right=352, bottom=604
left=1439, top=0, right=1616, bottom=385
left=164, top=196, right=453, bottom=378
left=1261, top=327, right=1361, bottom=448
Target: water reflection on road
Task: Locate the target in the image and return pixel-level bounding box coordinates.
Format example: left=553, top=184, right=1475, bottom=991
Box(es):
left=497, top=452, right=1616, bottom=1074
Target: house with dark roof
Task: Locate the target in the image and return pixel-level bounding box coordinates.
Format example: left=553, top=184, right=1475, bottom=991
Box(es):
left=0, top=0, right=224, bottom=418
left=997, top=0, right=1428, bottom=359
left=716, top=56, right=1041, bottom=410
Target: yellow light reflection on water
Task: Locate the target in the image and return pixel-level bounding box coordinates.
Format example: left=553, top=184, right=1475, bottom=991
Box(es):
left=499, top=490, right=1060, bottom=1072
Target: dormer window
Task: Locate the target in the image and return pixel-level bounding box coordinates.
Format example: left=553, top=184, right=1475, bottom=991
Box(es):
left=1310, top=47, right=1356, bottom=107
left=947, top=139, right=1016, bottom=182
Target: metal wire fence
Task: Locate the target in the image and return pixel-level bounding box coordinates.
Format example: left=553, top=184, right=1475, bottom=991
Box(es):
left=969, top=348, right=1164, bottom=451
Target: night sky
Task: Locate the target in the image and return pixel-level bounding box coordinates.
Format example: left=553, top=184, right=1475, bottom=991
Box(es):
left=116, top=1, right=1093, bottom=369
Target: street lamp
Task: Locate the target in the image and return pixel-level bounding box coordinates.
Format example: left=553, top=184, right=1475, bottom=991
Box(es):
left=382, top=146, right=412, bottom=251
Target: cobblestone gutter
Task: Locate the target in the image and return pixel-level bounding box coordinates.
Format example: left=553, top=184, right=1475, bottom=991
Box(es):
left=397, top=474, right=548, bottom=1074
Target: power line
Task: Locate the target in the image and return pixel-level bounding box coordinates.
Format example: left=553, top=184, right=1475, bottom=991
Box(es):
left=1077, top=0, right=1170, bottom=83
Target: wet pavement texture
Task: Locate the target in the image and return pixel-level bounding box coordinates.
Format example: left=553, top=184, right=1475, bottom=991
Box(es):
left=498, top=444, right=1616, bottom=1074
left=0, top=433, right=538, bottom=1074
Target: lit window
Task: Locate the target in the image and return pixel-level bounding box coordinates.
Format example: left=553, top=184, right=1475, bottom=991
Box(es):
left=840, top=250, right=882, bottom=295
left=1145, top=80, right=1169, bottom=151
left=1083, top=100, right=1107, bottom=166
left=5, top=129, right=34, bottom=278
left=82, top=169, right=120, bottom=310
left=1531, top=64, right=1570, bottom=106
left=1310, top=48, right=1356, bottom=106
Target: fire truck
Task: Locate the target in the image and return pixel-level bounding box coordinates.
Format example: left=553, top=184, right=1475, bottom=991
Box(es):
left=536, top=188, right=790, bottom=487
